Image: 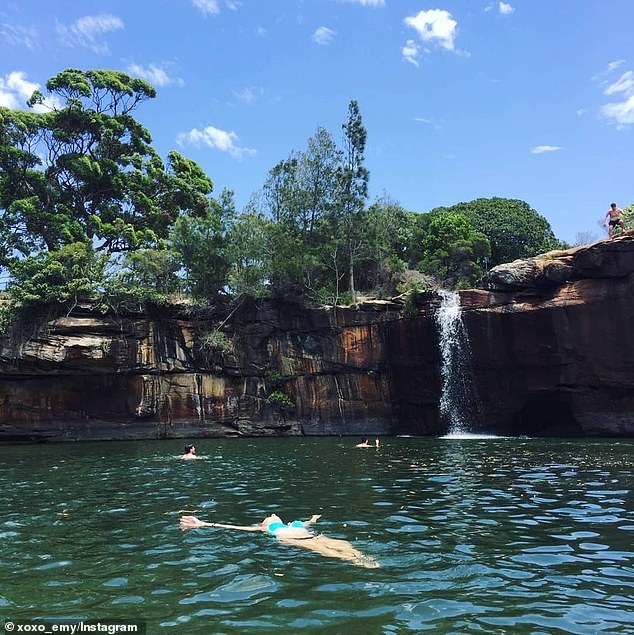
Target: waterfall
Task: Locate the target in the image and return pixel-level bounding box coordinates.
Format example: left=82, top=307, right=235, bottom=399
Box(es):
left=434, top=289, right=482, bottom=436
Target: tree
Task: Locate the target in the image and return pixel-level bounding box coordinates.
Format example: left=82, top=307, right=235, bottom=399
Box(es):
left=248, top=127, right=341, bottom=296
left=622, top=202, right=634, bottom=231
left=0, top=69, right=213, bottom=265
left=300, top=127, right=340, bottom=244
left=363, top=196, right=411, bottom=291
left=416, top=210, right=490, bottom=287
left=227, top=210, right=271, bottom=297
left=438, top=197, right=560, bottom=267
left=170, top=189, right=236, bottom=298
left=329, top=100, right=369, bottom=303
left=6, top=242, right=107, bottom=310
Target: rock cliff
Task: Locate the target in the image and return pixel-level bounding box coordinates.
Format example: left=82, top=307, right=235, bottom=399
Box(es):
left=0, top=298, right=401, bottom=442
left=1, top=234, right=634, bottom=442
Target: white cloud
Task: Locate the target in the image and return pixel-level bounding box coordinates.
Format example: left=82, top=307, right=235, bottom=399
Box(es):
left=232, top=86, right=265, bottom=103
left=606, top=59, right=625, bottom=73
left=530, top=145, right=562, bottom=154
left=603, top=70, right=634, bottom=96
left=57, top=14, right=123, bottom=54
left=402, top=39, right=420, bottom=66
left=600, top=69, right=634, bottom=127
left=0, top=71, right=60, bottom=112
left=601, top=96, right=634, bottom=126
left=404, top=9, right=458, bottom=52
left=498, top=2, right=514, bottom=15
left=126, top=63, right=183, bottom=87
left=343, top=0, right=385, bottom=6
left=177, top=125, right=256, bottom=159
left=312, top=26, right=336, bottom=45
left=414, top=116, right=442, bottom=131
left=0, top=22, right=38, bottom=49
left=192, top=0, right=220, bottom=15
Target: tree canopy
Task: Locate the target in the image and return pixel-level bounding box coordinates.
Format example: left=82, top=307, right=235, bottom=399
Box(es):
left=433, top=197, right=561, bottom=267
left=0, top=68, right=568, bottom=319
left=0, top=68, right=212, bottom=264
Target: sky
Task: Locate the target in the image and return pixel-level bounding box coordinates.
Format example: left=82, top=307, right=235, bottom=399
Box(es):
left=1, top=0, right=633, bottom=245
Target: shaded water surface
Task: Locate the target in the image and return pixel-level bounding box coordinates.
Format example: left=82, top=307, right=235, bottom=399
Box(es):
left=1, top=437, right=633, bottom=633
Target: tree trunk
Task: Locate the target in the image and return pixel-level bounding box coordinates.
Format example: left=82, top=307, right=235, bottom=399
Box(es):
left=349, top=253, right=356, bottom=304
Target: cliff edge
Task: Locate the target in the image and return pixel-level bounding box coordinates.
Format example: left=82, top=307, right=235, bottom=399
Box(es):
left=1, top=234, right=634, bottom=442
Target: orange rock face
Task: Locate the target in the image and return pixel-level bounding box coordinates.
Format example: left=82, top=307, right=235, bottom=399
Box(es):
left=1, top=236, right=634, bottom=442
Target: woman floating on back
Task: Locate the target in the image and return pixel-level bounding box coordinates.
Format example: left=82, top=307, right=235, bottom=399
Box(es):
left=179, top=513, right=379, bottom=568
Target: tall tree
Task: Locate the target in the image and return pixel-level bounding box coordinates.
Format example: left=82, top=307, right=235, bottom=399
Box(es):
left=330, top=99, right=369, bottom=303
left=300, top=127, right=340, bottom=243
left=250, top=127, right=341, bottom=295
left=0, top=69, right=212, bottom=265
left=364, top=196, right=411, bottom=290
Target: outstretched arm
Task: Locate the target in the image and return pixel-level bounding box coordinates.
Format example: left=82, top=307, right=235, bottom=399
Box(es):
left=303, top=514, right=322, bottom=526
left=179, top=516, right=262, bottom=531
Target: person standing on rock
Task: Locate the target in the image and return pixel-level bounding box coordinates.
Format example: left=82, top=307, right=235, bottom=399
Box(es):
left=603, top=203, right=625, bottom=239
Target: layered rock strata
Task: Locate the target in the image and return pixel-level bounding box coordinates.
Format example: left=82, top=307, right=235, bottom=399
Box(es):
left=1, top=234, right=634, bottom=442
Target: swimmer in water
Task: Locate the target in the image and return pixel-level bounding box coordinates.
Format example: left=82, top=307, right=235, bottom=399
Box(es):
left=179, top=444, right=198, bottom=460
left=179, top=513, right=379, bottom=568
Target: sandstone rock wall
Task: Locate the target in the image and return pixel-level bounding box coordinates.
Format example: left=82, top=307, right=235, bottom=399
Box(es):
left=0, top=299, right=402, bottom=442
left=2, top=235, right=634, bottom=442
left=463, top=234, right=634, bottom=437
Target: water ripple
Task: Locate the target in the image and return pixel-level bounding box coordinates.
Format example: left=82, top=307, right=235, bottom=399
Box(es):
left=0, top=437, right=632, bottom=633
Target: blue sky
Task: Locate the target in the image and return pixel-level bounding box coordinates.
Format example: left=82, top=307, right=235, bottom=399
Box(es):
left=1, top=0, right=633, bottom=245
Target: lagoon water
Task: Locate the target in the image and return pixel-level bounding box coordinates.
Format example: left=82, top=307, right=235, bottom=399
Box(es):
left=1, top=436, right=633, bottom=633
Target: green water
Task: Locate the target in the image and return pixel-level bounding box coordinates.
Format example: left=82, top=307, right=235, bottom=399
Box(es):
left=1, top=437, right=633, bottom=634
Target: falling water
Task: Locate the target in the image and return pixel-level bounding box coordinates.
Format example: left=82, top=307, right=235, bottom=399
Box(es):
left=434, top=289, right=483, bottom=437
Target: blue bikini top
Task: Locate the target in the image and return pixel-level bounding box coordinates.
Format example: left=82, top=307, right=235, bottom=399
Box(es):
left=267, top=520, right=304, bottom=534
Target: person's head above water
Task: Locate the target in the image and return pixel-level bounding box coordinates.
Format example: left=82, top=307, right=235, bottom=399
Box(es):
left=183, top=444, right=196, bottom=455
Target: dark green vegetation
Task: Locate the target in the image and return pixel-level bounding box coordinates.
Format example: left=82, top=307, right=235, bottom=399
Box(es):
left=1, top=68, right=566, bottom=325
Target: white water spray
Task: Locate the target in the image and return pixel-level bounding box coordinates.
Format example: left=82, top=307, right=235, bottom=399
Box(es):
left=434, top=290, right=483, bottom=437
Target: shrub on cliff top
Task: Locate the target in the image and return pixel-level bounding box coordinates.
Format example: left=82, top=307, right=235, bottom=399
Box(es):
left=6, top=243, right=107, bottom=310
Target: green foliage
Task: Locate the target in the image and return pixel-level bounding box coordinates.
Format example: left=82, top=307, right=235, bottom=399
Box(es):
left=111, top=248, right=182, bottom=296
left=266, top=390, right=295, bottom=410
left=1, top=71, right=569, bottom=310
left=226, top=211, right=270, bottom=297
left=170, top=189, right=235, bottom=298
left=0, top=68, right=212, bottom=265
left=197, top=329, right=234, bottom=355
left=247, top=126, right=342, bottom=296
left=438, top=197, right=560, bottom=266
left=264, top=369, right=287, bottom=389
left=362, top=196, right=412, bottom=293
left=622, top=203, right=634, bottom=231
left=397, top=278, right=428, bottom=319
left=414, top=210, right=491, bottom=288
left=6, top=242, right=107, bottom=309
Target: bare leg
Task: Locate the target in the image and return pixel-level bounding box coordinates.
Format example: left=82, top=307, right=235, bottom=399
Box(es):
left=277, top=535, right=379, bottom=568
